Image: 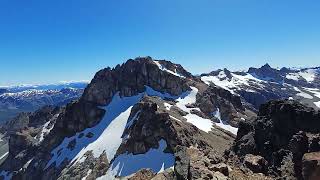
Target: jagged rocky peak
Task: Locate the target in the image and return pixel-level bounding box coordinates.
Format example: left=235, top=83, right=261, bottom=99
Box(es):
left=0, top=106, right=61, bottom=135
left=1, top=105, right=63, bottom=169
left=81, top=56, right=192, bottom=105
left=52, top=56, right=194, bottom=137
left=229, top=99, right=320, bottom=179
left=248, top=63, right=283, bottom=82
left=205, top=68, right=233, bottom=80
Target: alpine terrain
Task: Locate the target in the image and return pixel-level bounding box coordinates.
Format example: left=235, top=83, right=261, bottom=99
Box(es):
left=0, top=82, right=88, bottom=123
left=0, top=57, right=319, bottom=180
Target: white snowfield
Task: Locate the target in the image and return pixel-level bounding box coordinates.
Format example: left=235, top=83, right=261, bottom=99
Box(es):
left=201, top=72, right=264, bottom=94
left=293, top=87, right=313, bottom=99
left=314, top=101, right=320, bottom=108
left=45, top=86, right=238, bottom=179
left=153, top=60, right=185, bottom=78
left=45, top=93, right=143, bottom=169
left=102, top=139, right=174, bottom=179
left=303, top=88, right=320, bottom=108
left=38, top=113, right=60, bottom=142
left=286, top=69, right=317, bottom=82
left=175, top=87, right=214, bottom=133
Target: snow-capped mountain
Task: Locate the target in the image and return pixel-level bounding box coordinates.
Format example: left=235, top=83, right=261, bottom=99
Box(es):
left=201, top=64, right=320, bottom=110
left=0, top=82, right=88, bottom=123
left=0, top=81, right=89, bottom=93
left=0, top=58, right=319, bottom=180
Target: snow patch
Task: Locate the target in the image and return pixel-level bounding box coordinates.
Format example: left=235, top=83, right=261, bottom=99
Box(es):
left=169, top=115, right=181, bottom=122
left=314, top=101, right=320, bottom=108
left=164, top=102, right=172, bottom=111
left=82, top=169, right=92, bottom=180
left=153, top=61, right=185, bottom=78
left=23, top=158, right=33, bottom=169
left=294, top=87, right=313, bottom=99
left=212, top=108, right=238, bottom=135
left=286, top=69, right=317, bottom=82
left=299, top=69, right=316, bottom=82
left=201, top=75, right=236, bottom=93
left=0, top=152, right=8, bottom=161
left=175, top=87, right=214, bottom=133
left=286, top=73, right=300, bottom=81
left=104, top=139, right=174, bottom=177
left=38, top=114, right=59, bottom=142
left=304, top=88, right=320, bottom=99
left=45, top=93, right=143, bottom=169
left=125, top=111, right=141, bottom=129
left=201, top=72, right=263, bottom=94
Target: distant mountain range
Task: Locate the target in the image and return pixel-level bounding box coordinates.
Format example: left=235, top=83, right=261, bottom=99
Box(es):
left=0, top=81, right=88, bottom=123
left=201, top=63, right=320, bottom=110
left=0, top=58, right=319, bottom=180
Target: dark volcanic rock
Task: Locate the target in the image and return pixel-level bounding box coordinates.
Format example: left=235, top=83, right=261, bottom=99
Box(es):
left=196, top=85, right=248, bottom=127
left=55, top=100, right=105, bottom=135
left=81, top=57, right=191, bottom=105
left=0, top=113, right=30, bottom=135
left=248, top=63, right=283, bottom=82
left=231, top=100, right=320, bottom=179
left=0, top=106, right=61, bottom=135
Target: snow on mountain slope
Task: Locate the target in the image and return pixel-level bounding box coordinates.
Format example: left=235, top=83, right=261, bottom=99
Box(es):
left=212, top=108, right=238, bottom=135
left=153, top=60, right=185, bottom=78
left=46, top=93, right=143, bottom=168
left=286, top=68, right=318, bottom=82
left=0, top=81, right=88, bottom=93
left=175, top=87, right=214, bottom=133
left=4, top=57, right=308, bottom=180
left=201, top=71, right=264, bottom=94
left=0, top=85, right=86, bottom=123
left=201, top=65, right=320, bottom=110
left=105, top=139, right=174, bottom=178
left=293, top=87, right=313, bottom=99
left=46, top=84, right=231, bottom=171
left=37, top=113, right=60, bottom=143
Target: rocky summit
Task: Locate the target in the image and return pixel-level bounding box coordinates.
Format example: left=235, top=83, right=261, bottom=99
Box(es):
left=0, top=57, right=319, bottom=180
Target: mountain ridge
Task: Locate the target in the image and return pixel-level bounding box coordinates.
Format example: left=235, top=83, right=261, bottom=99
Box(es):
left=0, top=57, right=319, bottom=180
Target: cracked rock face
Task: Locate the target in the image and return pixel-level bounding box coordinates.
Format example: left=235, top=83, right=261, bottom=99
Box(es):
left=82, top=57, right=191, bottom=106
left=230, top=100, right=320, bottom=179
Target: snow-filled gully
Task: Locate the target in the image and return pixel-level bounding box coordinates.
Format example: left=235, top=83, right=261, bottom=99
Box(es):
left=45, top=86, right=238, bottom=179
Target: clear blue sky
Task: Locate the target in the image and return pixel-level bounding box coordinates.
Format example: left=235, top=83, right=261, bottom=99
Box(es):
left=0, top=0, right=319, bottom=86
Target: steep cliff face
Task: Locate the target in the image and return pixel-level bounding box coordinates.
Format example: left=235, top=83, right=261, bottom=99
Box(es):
left=81, top=57, right=191, bottom=105
left=230, top=100, right=320, bottom=179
